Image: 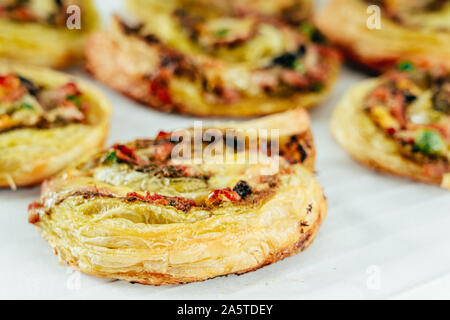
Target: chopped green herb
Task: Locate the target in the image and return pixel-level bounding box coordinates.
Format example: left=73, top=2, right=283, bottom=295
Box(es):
left=18, top=103, right=33, bottom=111
left=104, top=151, right=118, bottom=163
left=215, top=29, right=229, bottom=37
left=415, top=129, right=446, bottom=156
left=292, top=60, right=306, bottom=74
left=397, top=61, right=414, bottom=72
left=272, top=53, right=297, bottom=68
left=299, top=23, right=316, bottom=39
left=67, top=95, right=82, bottom=109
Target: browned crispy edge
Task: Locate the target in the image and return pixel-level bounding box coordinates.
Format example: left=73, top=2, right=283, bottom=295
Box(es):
left=337, top=142, right=443, bottom=186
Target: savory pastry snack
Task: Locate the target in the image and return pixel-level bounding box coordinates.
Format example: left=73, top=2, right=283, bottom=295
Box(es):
left=315, top=0, right=450, bottom=72
left=331, top=63, right=450, bottom=189
left=29, top=108, right=328, bottom=285
left=0, top=0, right=100, bottom=68
left=85, top=1, right=340, bottom=117
left=0, top=62, right=111, bottom=188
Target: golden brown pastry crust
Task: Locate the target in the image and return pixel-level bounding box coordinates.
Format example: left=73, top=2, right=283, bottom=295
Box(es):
left=315, top=0, right=450, bottom=72
left=331, top=79, right=450, bottom=189
left=85, top=8, right=340, bottom=117
left=30, top=109, right=328, bottom=285
left=0, top=62, right=111, bottom=188
left=0, top=0, right=100, bottom=68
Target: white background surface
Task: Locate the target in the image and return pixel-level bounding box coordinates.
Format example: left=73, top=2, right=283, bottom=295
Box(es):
left=1, top=0, right=449, bottom=300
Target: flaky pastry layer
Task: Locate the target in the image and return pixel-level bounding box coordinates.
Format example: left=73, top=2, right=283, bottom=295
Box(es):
left=30, top=109, right=327, bottom=285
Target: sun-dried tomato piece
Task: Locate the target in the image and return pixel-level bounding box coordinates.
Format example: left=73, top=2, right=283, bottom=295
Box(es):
left=156, top=131, right=171, bottom=140
left=113, top=144, right=149, bottom=166
left=126, top=192, right=147, bottom=201
left=60, top=82, right=81, bottom=97
left=154, top=142, right=174, bottom=162
left=149, top=77, right=173, bottom=105
left=391, top=92, right=407, bottom=128
left=206, top=188, right=241, bottom=207
left=125, top=192, right=196, bottom=212
left=28, top=202, right=44, bottom=224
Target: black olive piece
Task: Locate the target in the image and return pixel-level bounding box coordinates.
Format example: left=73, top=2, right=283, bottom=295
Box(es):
left=272, top=53, right=297, bottom=68
left=297, top=144, right=308, bottom=162
left=233, top=181, right=252, bottom=199
left=144, top=34, right=160, bottom=44
left=403, top=92, right=417, bottom=104
left=297, top=44, right=307, bottom=57
left=18, top=76, right=40, bottom=97
left=311, top=30, right=325, bottom=43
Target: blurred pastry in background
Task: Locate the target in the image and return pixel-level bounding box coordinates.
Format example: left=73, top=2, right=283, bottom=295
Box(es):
left=85, top=0, right=340, bottom=117
left=0, top=62, right=111, bottom=188
left=331, top=61, right=450, bottom=189
left=315, top=0, right=450, bottom=72
left=0, top=0, right=100, bottom=68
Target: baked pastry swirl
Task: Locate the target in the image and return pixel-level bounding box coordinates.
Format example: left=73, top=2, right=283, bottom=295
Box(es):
left=315, top=0, right=450, bottom=72
left=0, top=0, right=100, bottom=67
left=0, top=62, right=111, bottom=188
left=331, top=63, right=450, bottom=189
left=85, top=0, right=340, bottom=117
left=29, top=108, right=327, bottom=285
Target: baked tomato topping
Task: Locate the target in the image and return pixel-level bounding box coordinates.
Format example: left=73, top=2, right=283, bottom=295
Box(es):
left=206, top=188, right=241, bottom=207
left=113, top=145, right=149, bottom=166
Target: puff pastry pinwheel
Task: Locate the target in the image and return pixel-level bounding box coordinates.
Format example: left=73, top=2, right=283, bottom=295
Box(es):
left=0, top=62, right=111, bottom=188
left=315, top=0, right=450, bottom=72
left=85, top=0, right=340, bottom=117
left=0, top=0, right=100, bottom=68
left=29, top=108, right=327, bottom=285
left=331, top=63, right=450, bottom=189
